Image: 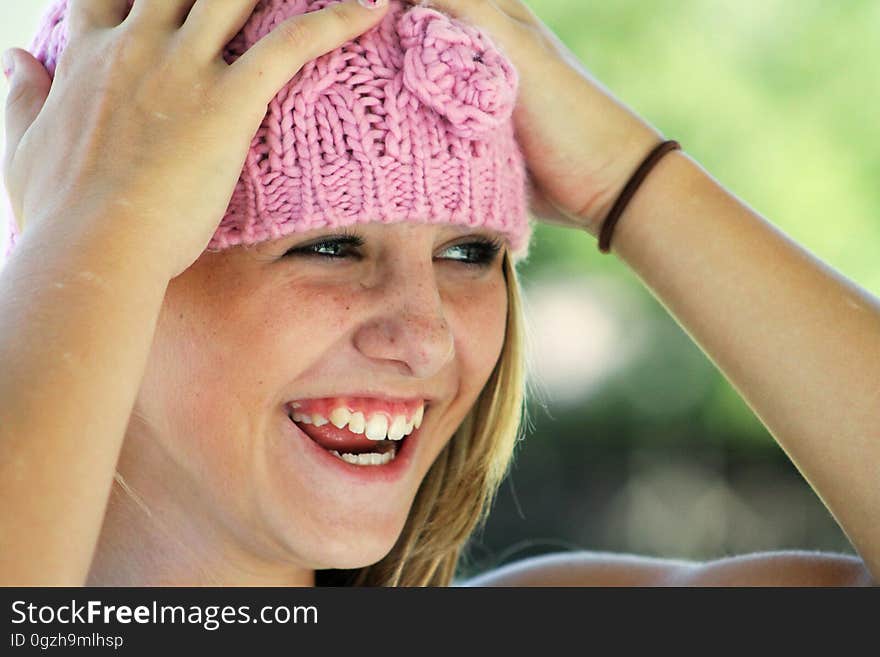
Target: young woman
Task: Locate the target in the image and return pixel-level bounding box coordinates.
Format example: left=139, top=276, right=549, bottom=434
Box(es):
left=0, top=0, right=875, bottom=586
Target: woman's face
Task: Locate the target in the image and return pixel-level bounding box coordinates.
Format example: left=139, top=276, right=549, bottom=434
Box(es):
left=124, top=221, right=509, bottom=574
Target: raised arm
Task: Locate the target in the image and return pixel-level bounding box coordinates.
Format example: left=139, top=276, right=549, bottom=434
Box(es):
left=0, top=215, right=169, bottom=585
left=609, top=149, right=880, bottom=580
left=466, top=181, right=880, bottom=587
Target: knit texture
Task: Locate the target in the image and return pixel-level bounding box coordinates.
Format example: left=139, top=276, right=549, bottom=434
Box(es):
left=2, top=0, right=532, bottom=266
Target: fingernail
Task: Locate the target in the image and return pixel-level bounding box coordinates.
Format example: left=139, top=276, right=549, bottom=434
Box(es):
left=2, top=51, right=14, bottom=79
left=358, top=0, right=386, bottom=9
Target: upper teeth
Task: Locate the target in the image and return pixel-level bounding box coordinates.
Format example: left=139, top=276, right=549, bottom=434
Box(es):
left=290, top=403, right=424, bottom=441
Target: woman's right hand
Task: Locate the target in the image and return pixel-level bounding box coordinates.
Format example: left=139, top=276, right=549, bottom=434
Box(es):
left=2, top=0, right=389, bottom=280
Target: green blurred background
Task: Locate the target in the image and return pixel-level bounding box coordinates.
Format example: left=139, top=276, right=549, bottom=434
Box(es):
left=2, top=1, right=875, bottom=578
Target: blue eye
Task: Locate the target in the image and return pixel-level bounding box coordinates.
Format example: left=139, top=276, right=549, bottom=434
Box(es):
left=284, top=231, right=504, bottom=267
left=284, top=231, right=365, bottom=261
left=290, top=236, right=363, bottom=260
left=440, top=237, right=504, bottom=267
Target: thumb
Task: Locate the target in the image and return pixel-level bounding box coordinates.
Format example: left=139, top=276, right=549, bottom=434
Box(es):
left=3, top=48, right=52, bottom=172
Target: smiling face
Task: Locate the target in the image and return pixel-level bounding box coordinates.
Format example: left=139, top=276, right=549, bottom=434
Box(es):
left=120, top=221, right=509, bottom=577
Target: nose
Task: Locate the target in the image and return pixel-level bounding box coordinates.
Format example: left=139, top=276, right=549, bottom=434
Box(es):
left=352, top=259, right=455, bottom=379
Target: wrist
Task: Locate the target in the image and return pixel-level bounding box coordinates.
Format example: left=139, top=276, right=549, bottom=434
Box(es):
left=21, top=206, right=175, bottom=289
left=582, top=125, right=668, bottom=237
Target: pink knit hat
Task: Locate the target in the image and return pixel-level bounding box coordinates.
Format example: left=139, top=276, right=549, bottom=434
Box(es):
left=2, top=0, right=532, bottom=266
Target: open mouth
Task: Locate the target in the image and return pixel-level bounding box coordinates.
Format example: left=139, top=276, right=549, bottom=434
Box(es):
left=287, top=405, right=426, bottom=467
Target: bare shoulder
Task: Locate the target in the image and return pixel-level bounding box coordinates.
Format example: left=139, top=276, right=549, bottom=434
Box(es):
left=671, top=550, right=875, bottom=587
left=457, top=550, right=876, bottom=587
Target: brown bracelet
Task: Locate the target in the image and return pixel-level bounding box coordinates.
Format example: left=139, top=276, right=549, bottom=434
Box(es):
left=597, top=139, right=682, bottom=254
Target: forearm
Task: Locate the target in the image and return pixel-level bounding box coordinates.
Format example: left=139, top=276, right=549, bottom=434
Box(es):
left=611, top=150, right=880, bottom=579
left=0, top=216, right=169, bottom=585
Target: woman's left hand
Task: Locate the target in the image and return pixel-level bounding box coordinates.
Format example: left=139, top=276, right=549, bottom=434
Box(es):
left=402, top=0, right=663, bottom=236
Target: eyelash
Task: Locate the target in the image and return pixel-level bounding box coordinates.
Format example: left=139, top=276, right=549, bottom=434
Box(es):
left=284, top=229, right=504, bottom=268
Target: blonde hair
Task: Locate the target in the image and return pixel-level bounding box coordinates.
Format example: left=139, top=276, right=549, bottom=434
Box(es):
left=316, top=248, right=536, bottom=586
left=115, top=248, right=536, bottom=587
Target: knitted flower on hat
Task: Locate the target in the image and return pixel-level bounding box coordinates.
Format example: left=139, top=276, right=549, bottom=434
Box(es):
left=398, top=6, right=518, bottom=140
left=2, top=0, right=532, bottom=265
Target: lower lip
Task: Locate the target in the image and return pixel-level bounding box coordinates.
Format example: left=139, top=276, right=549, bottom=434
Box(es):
left=280, top=411, right=421, bottom=485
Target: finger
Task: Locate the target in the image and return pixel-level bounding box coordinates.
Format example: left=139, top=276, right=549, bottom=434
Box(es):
left=2, top=49, right=52, bottom=183
left=125, top=0, right=198, bottom=29
left=221, top=0, right=390, bottom=108
left=68, top=0, right=131, bottom=39
left=179, top=0, right=262, bottom=62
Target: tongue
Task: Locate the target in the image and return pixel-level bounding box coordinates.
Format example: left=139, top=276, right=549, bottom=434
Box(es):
left=292, top=418, right=395, bottom=454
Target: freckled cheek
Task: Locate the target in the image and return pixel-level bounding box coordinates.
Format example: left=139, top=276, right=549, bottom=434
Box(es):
left=276, top=289, right=355, bottom=336
left=453, top=283, right=508, bottom=378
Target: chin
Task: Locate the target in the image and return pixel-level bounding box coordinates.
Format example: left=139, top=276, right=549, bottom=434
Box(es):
left=303, top=526, right=405, bottom=571
left=264, top=503, right=412, bottom=571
